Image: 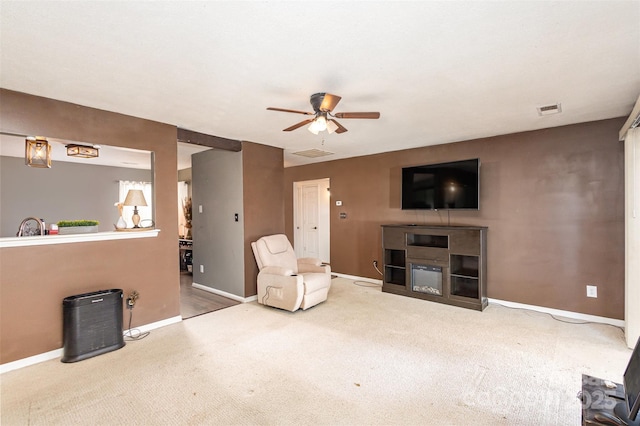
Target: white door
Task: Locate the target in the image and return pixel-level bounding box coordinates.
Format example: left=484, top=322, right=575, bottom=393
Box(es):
left=302, top=185, right=319, bottom=259
left=294, top=178, right=330, bottom=263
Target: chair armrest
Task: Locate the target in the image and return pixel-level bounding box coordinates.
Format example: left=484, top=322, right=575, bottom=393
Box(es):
left=298, top=262, right=331, bottom=274
left=298, top=257, right=322, bottom=267
left=260, top=266, right=295, bottom=276
left=298, top=257, right=331, bottom=273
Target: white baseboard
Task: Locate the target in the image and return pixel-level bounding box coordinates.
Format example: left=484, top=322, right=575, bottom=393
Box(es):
left=334, top=274, right=624, bottom=328
left=192, top=282, right=257, bottom=303
left=130, top=315, right=182, bottom=334
left=0, top=348, right=65, bottom=375
left=488, top=298, right=625, bottom=328
left=333, top=272, right=382, bottom=285
left=1, top=315, right=183, bottom=375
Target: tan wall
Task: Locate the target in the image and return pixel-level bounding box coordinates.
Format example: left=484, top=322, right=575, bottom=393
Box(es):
left=284, top=118, right=625, bottom=319
left=0, top=90, right=180, bottom=364
left=242, top=142, right=285, bottom=297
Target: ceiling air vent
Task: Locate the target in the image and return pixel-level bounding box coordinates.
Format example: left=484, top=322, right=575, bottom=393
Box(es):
left=537, top=103, right=562, bottom=116
left=292, top=148, right=335, bottom=158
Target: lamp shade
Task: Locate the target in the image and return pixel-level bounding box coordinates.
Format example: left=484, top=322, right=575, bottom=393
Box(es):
left=123, top=189, right=148, bottom=207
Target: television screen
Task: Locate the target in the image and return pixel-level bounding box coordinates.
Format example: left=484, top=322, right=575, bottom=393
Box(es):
left=401, top=159, right=480, bottom=210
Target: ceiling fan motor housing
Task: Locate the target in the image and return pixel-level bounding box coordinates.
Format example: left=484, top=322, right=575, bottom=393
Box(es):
left=310, top=93, right=327, bottom=112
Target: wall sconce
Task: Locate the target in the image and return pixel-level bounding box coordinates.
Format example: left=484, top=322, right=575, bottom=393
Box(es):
left=123, top=189, right=148, bottom=228
left=25, top=137, right=51, bottom=168
left=66, top=144, right=99, bottom=158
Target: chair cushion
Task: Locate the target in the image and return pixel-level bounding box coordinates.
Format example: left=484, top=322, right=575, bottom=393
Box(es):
left=302, top=272, right=331, bottom=294
left=254, top=234, right=298, bottom=272
left=263, top=234, right=290, bottom=254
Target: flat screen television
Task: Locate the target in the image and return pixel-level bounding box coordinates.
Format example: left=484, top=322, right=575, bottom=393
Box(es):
left=401, top=159, right=480, bottom=210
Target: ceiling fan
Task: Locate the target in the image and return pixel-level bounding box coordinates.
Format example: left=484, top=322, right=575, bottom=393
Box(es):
left=267, top=93, right=380, bottom=135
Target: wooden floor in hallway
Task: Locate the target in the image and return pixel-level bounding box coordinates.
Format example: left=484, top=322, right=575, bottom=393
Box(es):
left=180, top=271, right=240, bottom=319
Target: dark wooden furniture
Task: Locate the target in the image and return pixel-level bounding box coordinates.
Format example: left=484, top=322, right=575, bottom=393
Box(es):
left=179, top=238, right=193, bottom=272
left=381, top=225, right=487, bottom=311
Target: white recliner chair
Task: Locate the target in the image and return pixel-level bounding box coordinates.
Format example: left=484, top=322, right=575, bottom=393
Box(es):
left=251, top=234, right=331, bottom=312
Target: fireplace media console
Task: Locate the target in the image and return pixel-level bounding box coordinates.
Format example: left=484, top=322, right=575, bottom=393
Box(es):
left=381, top=225, right=487, bottom=311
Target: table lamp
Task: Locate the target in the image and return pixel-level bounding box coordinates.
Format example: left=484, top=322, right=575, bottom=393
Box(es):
left=123, top=189, right=148, bottom=228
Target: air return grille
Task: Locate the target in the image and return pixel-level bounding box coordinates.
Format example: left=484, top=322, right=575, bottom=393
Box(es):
left=537, top=103, right=562, bottom=116
left=292, top=148, right=335, bottom=158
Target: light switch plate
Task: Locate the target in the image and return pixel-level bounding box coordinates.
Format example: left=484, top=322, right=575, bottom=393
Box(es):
left=336, top=201, right=343, bottom=206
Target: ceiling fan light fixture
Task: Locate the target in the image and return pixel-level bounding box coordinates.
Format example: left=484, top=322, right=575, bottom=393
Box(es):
left=268, top=93, right=379, bottom=134
left=308, top=122, right=320, bottom=135
left=308, top=115, right=328, bottom=134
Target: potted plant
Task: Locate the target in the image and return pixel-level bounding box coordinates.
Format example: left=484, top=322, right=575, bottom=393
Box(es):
left=182, top=197, right=192, bottom=239
left=57, top=220, right=100, bottom=235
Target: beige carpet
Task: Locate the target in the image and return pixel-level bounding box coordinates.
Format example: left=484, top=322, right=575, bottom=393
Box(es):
left=0, top=278, right=632, bottom=425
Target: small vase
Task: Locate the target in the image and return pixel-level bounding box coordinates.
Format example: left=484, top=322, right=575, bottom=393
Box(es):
left=116, top=216, right=127, bottom=230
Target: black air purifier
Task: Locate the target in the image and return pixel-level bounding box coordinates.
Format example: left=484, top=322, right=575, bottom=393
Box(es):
left=61, top=289, right=125, bottom=363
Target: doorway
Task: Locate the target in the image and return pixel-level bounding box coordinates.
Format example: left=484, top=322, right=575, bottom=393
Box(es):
left=177, top=142, right=239, bottom=319
left=293, top=178, right=330, bottom=263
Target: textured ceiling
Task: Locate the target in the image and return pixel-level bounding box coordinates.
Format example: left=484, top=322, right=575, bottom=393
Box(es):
left=1, top=1, right=639, bottom=167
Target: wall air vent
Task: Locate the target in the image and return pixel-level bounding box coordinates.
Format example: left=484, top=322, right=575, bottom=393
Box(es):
left=292, top=149, right=335, bottom=158
left=537, top=103, right=562, bottom=116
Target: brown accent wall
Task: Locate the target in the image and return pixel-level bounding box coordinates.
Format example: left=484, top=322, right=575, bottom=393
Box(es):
left=242, top=142, right=285, bottom=297
left=0, top=90, right=180, bottom=364
left=284, top=118, right=625, bottom=319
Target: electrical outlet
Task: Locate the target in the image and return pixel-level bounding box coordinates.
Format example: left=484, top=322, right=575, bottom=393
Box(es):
left=586, top=285, right=598, bottom=298
left=200, top=264, right=204, bottom=274
left=126, top=290, right=139, bottom=309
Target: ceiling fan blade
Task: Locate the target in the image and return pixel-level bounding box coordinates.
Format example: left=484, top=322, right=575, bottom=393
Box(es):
left=267, top=107, right=314, bottom=115
left=329, top=119, right=348, bottom=134
left=283, top=119, right=315, bottom=132
left=319, top=94, right=342, bottom=112
left=334, top=112, right=380, bottom=119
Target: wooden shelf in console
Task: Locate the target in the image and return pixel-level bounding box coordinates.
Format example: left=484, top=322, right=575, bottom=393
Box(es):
left=381, top=225, right=487, bottom=311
